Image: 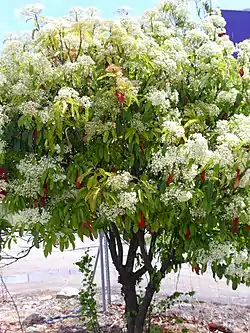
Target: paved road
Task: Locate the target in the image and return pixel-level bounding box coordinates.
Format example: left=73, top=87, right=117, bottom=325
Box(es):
left=1, top=237, right=250, bottom=306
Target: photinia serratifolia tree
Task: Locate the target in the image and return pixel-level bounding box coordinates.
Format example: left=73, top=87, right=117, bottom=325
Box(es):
left=0, top=1, right=250, bottom=332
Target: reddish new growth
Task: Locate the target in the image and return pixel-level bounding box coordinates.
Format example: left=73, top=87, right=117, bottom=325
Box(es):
left=239, top=68, right=244, bottom=77
left=232, top=217, right=239, bottom=233
left=0, top=167, right=7, bottom=198
left=201, top=170, right=206, bottom=182
left=185, top=228, right=191, bottom=239
left=138, top=213, right=146, bottom=229
left=166, top=173, right=175, bottom=185
left=116, top=91, right=125, bottom=104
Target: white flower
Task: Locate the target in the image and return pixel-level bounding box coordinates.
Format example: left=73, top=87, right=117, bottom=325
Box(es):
left=196, top=41, right=223, bottom=58
left=163, top=120, right=185, bottom=138
left=217, top=133, right=240, bottom=148
left=108, top=171, right=133, bottom=191
left=185, top=133, right=212, bottom=164
left=177, top=190, right=192, bottom=202
left=216, top=89, right=238, bottom=105
left=80, top=96, right=92, bottom=109
left=55, top=87, right=80, bottom=101
left=239, top=169, right=250, bottom=188
left=146, top=88, right=170, bottom=107
left=118, top=191, right=138, bottom=212
left=19, top=3, right=45, bottom=18
left=14, top=208, right=51, bottom=225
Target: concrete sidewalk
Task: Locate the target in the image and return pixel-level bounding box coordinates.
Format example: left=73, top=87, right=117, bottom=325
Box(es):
left=1, top=238, right=250, bottom=306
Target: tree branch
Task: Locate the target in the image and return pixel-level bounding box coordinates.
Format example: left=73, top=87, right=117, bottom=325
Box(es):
left=0, top=246, right=34, bottom=268
left=111, top=222, right=123, bottom=266
left=137, top=230, right=153, bottom=272
left=125, top=233, right=138, bottom=272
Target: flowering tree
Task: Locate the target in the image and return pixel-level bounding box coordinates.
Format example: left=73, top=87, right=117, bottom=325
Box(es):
left=1, top=1, right=250, bottom=332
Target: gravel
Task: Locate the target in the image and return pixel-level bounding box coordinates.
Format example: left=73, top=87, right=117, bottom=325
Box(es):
left=0, top=290, right=249, bottom=333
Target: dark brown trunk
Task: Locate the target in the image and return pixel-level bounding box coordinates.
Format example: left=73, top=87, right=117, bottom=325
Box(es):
left=122, top=281, right=139, bottom=333
left=134, top=281, right=156, bottom=333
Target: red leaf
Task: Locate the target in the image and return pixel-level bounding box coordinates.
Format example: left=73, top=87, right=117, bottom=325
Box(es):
left=111, top=168, right=117, bottom=173
left=75, top=171, right=83, bottom=189
left=232, top=217, right=239, bottom=233
left=138, top=213, right=146, bottom=229
left=246, top=225, right=250, bottom=231
left=218, top=32, right=226, bottom=37
left=115, top=91, right=125, bottom=104
left=83, top=221, right=94, bottom=241
left=44, top=181, right=49, bottom=195
left=185, top=228, right=191, bottom=239
left=166, top=173, right=175, bottom=186
left=0, top=168, right=7, bottom=181
left=192, top=264, right=200, bottom=275
left=34, top=200, right=38, bottom=208
left=201, top=170, right=206, bottom=182
left=239, top=68, right=244, bottom=77
left=33, top=130, right=39, bottom=145
left=40, top=196, right=47, bottom=206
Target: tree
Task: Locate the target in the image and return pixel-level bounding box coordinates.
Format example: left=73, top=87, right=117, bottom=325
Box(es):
left=0, top=1, right=250, bottom=332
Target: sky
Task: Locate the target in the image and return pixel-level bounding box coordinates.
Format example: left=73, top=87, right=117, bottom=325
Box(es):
left=0, top=0, right=249, bottom=45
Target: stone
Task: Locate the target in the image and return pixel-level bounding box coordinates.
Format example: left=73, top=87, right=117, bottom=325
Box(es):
left=23, top=313, right=46, bottom=327
left=56, top=287, right=79, bottom=299
left=39, top=295, right=53, bottom=301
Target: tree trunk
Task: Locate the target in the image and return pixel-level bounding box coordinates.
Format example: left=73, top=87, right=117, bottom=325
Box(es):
left=122, top=280, right=139, bottom=333
left=134, top=281, right=156, bottom=333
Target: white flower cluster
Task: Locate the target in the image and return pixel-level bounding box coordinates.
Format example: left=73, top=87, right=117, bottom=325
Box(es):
left=8, top=155, right=66, bottom=198
left=146, top=87, right=178, bottom=108
left=0, top=106, right=10, bottom=133
left=55, top=87, right=80, bottom=101
left=197, top=241, right=250, bottom=281
left=161, top=187, right=192, bottom=205
left=150, top=147, right=185, bottom=175
left=108, top=171, right=133, bottom=191
left=130, top=114, right=146, bottom=133
left=18, top=101, right=40, bottom=117
left=14, top=208, right=51, bottom=226
left=196, top=241, right=235, bottom=265
left=216, top=89, right=238, bottom=105
left=118, top=191, right=138, bottom=212
left=80, top=96, right=92, bottom=109
left=85, top=121, right=115, bottom=140
left=19, top=3, right=45, bottom=18
left=98, top=191, right=138, bottom=222
left=223, top=196, right=247, bottom=220
left=196, top=41, right=223, bottom=59
left=163, top=120, right=185, bottom=139
left=184, top=133, right=212, bottom=164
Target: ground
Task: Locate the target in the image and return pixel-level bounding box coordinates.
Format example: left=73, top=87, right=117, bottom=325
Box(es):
left=0, top=238, right=250, bottom=332
left=0, top=289, right=249, bottom=333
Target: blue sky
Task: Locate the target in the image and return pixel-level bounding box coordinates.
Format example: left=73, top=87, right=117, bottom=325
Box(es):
left=0, top=0, right=249, bottom=45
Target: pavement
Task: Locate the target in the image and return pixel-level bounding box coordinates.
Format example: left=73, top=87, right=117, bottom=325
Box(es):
left=1, top=237, right=250, bottom=306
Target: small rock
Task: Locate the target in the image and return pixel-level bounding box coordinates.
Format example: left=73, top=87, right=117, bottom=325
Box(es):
left=23, top=313, right=46, bottom=327
left=39, top=295, right=53, bottom=301
left=56, top=287, right=79, bottom=299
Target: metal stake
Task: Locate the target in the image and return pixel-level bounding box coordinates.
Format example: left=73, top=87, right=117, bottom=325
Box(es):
left=104, top=235, right=111, bottom=304
left=99, top=232, right=106, bottom=312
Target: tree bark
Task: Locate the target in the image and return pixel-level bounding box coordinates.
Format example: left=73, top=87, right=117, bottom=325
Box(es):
left=135, top=281, right=156, bottom=333
left=122, top=280, right=139, bottom=333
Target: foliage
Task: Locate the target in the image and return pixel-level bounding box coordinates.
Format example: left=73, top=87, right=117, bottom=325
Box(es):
left=75, top=250, right=99, bottom=333
left=0, top=0, right=250, bottom=332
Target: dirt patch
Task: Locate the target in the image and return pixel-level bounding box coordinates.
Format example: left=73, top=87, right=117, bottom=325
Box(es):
left=0, top=290, right=249, bottom=332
